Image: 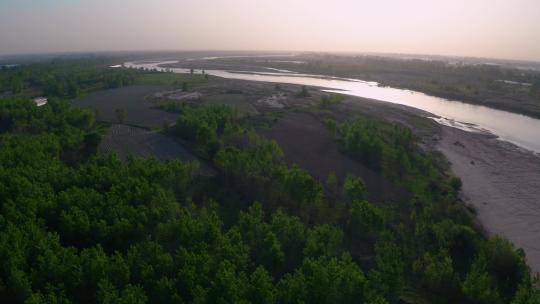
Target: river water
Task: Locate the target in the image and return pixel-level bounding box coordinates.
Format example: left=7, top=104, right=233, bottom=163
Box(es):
left=125, top=61, right=540, bottom=154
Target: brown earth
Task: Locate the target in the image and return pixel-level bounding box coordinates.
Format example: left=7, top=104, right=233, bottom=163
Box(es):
left=76, top=85, right=178, bottom=129
left=100, top=124, right=215, bottom=175
left=261, top=111, right=408, bottom=203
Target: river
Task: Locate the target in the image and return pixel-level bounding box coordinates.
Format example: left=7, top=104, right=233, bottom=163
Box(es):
left=125, top=60, right=540, bottom=154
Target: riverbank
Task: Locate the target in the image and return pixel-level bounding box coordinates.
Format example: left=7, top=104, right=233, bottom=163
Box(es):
left=337, top=94, right=540, bottom=274
left=127, top=60, right=540, bottom=272
left=129, top=60, right=540, bottom=153
left=437, top=125, right=540, bottom=274
left=272, top=54, right=540, bottom=120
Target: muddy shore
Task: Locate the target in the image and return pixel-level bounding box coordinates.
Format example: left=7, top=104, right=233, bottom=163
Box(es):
left=343, top=94, right=540, bottom=274
left=436, top=125, right=540, bottom=273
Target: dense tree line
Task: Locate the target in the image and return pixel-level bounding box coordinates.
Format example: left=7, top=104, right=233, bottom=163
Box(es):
left=0, top=59, right=144, bottom=99
left=0, top=94, right=539, bottom=303
left=170, top=103, right=540, bottom=304
left=0, top=98, right=396, bottom=303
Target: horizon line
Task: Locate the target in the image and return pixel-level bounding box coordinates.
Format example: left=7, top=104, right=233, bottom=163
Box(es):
left=1, top=48, right=540, bottom=65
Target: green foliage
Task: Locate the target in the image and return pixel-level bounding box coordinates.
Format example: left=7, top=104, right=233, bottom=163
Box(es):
left=0, top=96, right=537, bottom=303
left=0, top=58, right=144, bottom=98
left=460, top=237, right=529, bottom=303
left=412, top=249, right=460, bottom=302
left=448, top=175, right=462, bottom=193
left=326, top=171, right=338, bottom=191
left=324, top=118, right=338, bottom=136
left=348, top=200, right=385, bottom=234
left=296, top=85, right=310, bottom=97
left=462, top=255, right=502, bottom=304
left=280, top=165, right=324, bottom=206
left=214, top=133, right=324, bottom=220
left=248, top=267, right=276, bottom=304
left=344, top=174, right=368, bottom=201
left=512, top=281, right=540, bottom=304
left=481, top=237, right=529, bottom=300
left=369, top=237, right=405, bottom=303
left=277, top=254, right=368, bottom=304
left=320, top=94, right=344, bottom=107
left=337, top=117, right=444, bottom=200
left=341, top=119, right=384, bottom=169
left=175, top=104, right=238, bottom=157
left=237, top=203, right=285, bottom=270
left=340, top=118, right=416, bottom=176
left=304, top=224, right=343, bottom=258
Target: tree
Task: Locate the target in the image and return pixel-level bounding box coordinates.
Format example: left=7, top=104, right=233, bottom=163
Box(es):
left=97, top=281, right=148, bottom=304
left=237, top=203, right=284, bottom=270
left=481, top=237, right=528, bottom=301
left=462, top=255, right=502, bottom=304
left=304, top=224, right=343, bottom=258
left=277, top=255, right=369, bottom=304
left=270, top=209, right=305, bottom=260
left=326, top=172, right=338, bottom=193
left=207, top=260, right=248, bottom=303
left=320, top=94, right=343, bottom=107
left=369, top=237, right=404, bottom=303
left=412, top=249, right=460, bottom=302
left=512, top=281, right=540, bottom=304
left=344, top=175, right=367, bottom=201
left=348, top=200, right=384, bottom=234
left=248, top=267, right=276, bottom=304
left=296, top=86, right=310, bottom=97
left=449, top=176, right=462, bottom=193
left=325, top=118, right=338, bottom=136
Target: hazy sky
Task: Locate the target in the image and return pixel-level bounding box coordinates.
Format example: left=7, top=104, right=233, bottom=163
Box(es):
left=1, top=0, right=539, bottom=61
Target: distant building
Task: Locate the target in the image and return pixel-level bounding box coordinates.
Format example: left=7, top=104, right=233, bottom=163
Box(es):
left=33, top=97, right=48, bottom=107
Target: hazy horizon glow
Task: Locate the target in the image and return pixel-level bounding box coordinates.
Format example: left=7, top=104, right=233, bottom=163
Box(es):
left=1, top=0, right=539, bottom=61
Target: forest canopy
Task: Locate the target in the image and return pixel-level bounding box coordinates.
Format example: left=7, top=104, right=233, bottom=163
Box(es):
left=0, top=60, right=539, bottom=303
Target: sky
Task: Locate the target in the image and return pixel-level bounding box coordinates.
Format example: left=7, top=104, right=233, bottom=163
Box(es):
left=1, top=0, right=539, bottom=61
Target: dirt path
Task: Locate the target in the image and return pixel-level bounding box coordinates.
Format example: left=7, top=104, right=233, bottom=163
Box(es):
left=437, top=126, right=540, bottom=273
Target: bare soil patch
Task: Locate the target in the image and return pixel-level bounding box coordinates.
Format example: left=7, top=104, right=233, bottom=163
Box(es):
left=260, top=111, right=407, bottom=203
left=100, top=124, right=215, bottom=175
left=75, top=85, right=179, bottom=129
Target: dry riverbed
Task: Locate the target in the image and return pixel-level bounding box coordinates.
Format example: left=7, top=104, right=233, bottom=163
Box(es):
left=437, top=125, right=540, bottom=273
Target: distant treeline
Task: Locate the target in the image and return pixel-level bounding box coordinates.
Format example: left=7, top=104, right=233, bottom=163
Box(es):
left=0, top=59, right=144, bottom=99
left=288, top=54, right=540, bottom=118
